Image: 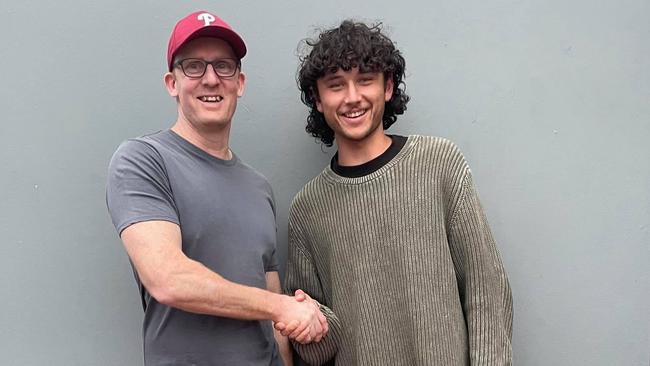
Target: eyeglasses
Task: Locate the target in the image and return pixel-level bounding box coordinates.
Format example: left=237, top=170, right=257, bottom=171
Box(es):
left=175, top=58, right=240, bottom=78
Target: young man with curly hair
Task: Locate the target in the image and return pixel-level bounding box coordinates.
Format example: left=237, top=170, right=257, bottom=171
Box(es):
left=278, top=21, right=513, bottom=365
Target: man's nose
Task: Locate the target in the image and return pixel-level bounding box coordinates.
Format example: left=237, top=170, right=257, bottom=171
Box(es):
left=201, top=64, right=221, bottom=85
left=344, top=83, right=361, bottom=103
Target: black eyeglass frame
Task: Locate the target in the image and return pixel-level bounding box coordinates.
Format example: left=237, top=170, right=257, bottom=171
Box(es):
left=174, top=58, right=241, bottom=79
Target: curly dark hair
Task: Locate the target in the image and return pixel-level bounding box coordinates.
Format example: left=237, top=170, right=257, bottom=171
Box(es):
left=297, top=20, right=410, bottom=146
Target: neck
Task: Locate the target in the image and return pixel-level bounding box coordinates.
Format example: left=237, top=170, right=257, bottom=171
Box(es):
left=336, top=131, right=392, bottom=167
left=171, top=118, right=232, bottom=160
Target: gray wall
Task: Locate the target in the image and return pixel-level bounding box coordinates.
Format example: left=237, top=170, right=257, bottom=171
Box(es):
left=1, top=1, right=648, bottom=365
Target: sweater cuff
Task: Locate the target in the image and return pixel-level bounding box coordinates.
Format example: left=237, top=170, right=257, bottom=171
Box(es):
left=292, top=303, right=341, bottom=365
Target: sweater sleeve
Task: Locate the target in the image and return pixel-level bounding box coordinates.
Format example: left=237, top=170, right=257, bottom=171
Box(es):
left=284, top=213, right=342, bottom=366
left=448, top=168, right=513, bottom=365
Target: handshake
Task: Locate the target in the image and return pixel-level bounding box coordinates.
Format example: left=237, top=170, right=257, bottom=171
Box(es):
left=274, top=289, right=328, bottom=344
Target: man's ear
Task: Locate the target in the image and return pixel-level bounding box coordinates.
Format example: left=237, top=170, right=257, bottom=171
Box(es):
left=313, top=88, right=323, bottom=113
left=237, top=71, right=246, bottom=97
left=384, top=74, right=394, bottom=102
left=164, top=72, right=179, bottom=98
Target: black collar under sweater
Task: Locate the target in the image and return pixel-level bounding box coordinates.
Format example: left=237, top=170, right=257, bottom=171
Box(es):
left=331, top=135, right=408, bottom=178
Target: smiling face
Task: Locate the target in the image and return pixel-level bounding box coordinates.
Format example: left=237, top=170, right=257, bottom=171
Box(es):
left=315, top=67, right=393, bottom=149
left=164, top=37, right=245, bottom=133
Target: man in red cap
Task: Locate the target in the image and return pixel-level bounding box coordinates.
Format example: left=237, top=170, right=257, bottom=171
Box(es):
left=107, top=10, right=326, bottom=365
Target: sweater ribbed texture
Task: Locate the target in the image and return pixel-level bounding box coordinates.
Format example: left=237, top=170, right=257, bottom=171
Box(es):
left=285, top=136, right=512, bottom=366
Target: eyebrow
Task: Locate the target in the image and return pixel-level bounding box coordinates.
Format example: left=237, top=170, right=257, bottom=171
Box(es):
left=321, top=74, right=343, bottom=82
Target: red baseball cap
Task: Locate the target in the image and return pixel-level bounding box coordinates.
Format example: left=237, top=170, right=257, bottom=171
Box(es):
left=167, top=10, right=247, bottom=71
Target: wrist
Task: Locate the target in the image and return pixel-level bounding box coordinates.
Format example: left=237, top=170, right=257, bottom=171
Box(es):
left=268, top=292, right=289, bottom=322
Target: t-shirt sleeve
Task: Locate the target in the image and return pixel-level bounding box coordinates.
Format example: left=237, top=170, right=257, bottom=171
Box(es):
left=106, top=139, right=179, bottom=235
left=264, top=183, right=279, bottom=272
left=264, top=248, right=279, bottom=273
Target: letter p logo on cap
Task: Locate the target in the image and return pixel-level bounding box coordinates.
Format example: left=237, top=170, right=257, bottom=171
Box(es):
left=198, top=13, right=216, bottom=26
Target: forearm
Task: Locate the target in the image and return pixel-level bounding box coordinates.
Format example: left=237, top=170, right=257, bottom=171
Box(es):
left=266, top=271, right=293, bottom=366
left=462, top=265, right=512, bottom=365
left=121, top=221, right=292, bottom=322
left=150, top=256, right=286, bottom=321
left=274, top=326, right=293, bottom=366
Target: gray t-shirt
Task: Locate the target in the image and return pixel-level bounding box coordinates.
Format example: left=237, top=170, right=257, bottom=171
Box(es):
left=107, top=129, right=281, bottom=366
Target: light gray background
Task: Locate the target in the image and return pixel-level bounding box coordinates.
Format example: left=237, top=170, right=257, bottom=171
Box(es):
left=1, top=1, right=648, bottom=365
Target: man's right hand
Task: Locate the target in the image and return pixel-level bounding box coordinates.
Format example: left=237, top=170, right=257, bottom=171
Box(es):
left=273, top=292, right=328, bottom=344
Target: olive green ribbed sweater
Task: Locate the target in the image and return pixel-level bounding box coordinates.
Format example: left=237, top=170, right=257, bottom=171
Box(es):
left=285, top=136, right=513, bottom=366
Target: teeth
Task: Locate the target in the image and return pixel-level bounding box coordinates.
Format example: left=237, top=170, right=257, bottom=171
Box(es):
left=200, top=96, right=223, bottom=102
left=344, top=109, right=365, bottom=118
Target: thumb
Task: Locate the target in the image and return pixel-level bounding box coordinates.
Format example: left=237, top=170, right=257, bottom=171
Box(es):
left=294, top=289, right=307, bottom=301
